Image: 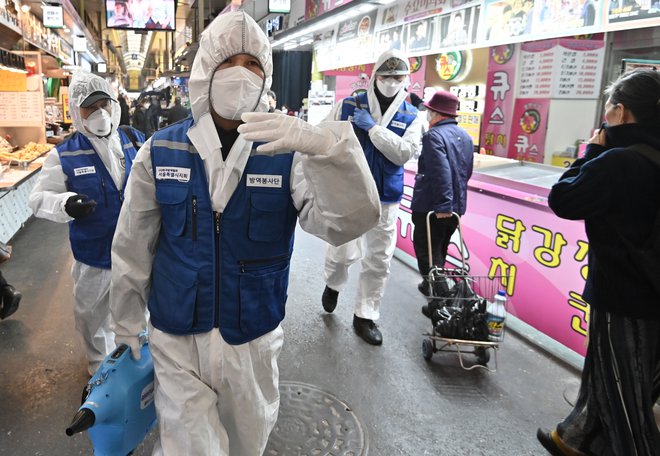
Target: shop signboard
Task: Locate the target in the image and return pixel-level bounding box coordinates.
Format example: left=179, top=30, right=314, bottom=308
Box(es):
left=551, top=39, right=605, bottom=99
left=374, top=25, right=405, bottom=57
left=481, top=0, right=600, bottom=45
left=437, top=6, right=477, bottom=47
left=607, top=0, right=660, bottom=24
left=305, top=0, right=355, bottom=20
left=337, top=9, right=377, bottom=43
left=481, top=44, right=518, bottom=157
left=398, top=168, right=589, bottom=358
left=269, top=0, right=290, bottom=14
left=42, top=5, right=63, bottom=28
left=61, top=89, right=71, bottom=124
left=456, top=111, right=482, bottom=144
left=508, top=98, right=550, bottom=162
left=405, top=16, right=436, bottom=53
left=518, top=38, right=605, bottom=99
left=408, top=56, right=427, bottom=99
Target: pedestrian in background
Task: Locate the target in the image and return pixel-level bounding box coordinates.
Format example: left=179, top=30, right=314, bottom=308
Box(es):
left=166, top=96, right=189, bottom=124
left=410, top=91, right=473, bottom=317
left=540, top=68, right=660, bottom=456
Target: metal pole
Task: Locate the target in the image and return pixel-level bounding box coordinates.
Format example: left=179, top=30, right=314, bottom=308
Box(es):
left=197, top=0, right=204, bottom=41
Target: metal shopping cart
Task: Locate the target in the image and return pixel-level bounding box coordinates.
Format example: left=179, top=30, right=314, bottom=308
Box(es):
left=420, top=212, right=508, bottom=372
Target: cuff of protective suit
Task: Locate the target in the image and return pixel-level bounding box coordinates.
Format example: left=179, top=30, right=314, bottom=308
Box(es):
left=114, top=334, right=144, bottom=360
left=60, top=192, right=78, bottom=222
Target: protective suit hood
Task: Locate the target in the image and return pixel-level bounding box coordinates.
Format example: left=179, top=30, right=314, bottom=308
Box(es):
left=68, top=72, right=120, bottom=138
left=189, top=11, right=272, bottom=123
left=366, top=50, right=411, bottom=120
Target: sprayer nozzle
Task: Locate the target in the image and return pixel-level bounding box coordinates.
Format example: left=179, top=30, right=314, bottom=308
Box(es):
left=66, top=408, right=96, bottom=436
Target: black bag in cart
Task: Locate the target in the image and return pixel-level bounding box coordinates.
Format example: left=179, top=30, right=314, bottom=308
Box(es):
left=619, top=144, right=660, bottom=297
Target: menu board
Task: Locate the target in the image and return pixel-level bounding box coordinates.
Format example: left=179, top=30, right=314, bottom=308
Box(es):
left=552, top=41, right=605, bottom=99
left=518, top=41, right=555, bottom=98
left=518, top=39, right=605, bottom=99
left=0, top=92, right=43, bottom=123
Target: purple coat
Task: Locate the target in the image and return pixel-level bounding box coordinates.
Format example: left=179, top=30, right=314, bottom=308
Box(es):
left=410, top=118, right=473, bottom=215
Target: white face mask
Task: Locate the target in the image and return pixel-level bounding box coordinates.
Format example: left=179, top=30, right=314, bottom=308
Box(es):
left=83, top=108, right=112, bottom=137
left=376, top=78, right=404, bottom=97
left=211, top=66, right=265, bottom=120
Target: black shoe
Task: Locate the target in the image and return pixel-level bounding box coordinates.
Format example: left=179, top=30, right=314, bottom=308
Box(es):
left=537, top=428, right=584, bottom=456
left=417, top=280, right=430, bottom=297
left=322, top=286, right=339, bottom=313
left=353, top=315, right=382, bottom=345
left=0, top=285, right=21, bottom=320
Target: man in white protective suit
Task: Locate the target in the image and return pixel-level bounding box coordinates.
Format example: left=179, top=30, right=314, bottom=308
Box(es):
left=29, top=72, right=144, bottom=376
left=321, top=50, right=422, bottom=345
left=109, top=11, right=380, bottom=456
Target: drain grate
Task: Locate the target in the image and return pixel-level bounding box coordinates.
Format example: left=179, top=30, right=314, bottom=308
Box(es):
left=264, top=381, right=367, bottom=456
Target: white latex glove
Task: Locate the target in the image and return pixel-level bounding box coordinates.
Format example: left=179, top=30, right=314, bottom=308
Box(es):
left=115, top=334, right=143, bottom=360
left=238, top=112, right=336, bottom=155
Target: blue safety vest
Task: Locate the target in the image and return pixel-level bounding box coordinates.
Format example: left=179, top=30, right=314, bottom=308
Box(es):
left=148, top=119, right=297, bottom=344
left=340, top=92, right=417, bottom=202
left=57, top=129, right=142, bottom=269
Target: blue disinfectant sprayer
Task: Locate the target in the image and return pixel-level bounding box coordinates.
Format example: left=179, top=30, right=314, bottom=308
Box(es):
left=66, top=342, right=157, bottom=456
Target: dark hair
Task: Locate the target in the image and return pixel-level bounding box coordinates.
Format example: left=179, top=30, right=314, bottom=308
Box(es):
left=605, top=68, right=660, bottom=126
left=267, top=90, right=276, bottom=100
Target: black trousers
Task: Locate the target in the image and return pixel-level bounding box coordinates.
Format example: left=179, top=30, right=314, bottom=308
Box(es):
left=0, top=270, right=7, bottom=289
left=411, top=211, right=458, bottom=278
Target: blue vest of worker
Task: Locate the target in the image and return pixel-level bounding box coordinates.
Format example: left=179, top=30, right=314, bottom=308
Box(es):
left=148, top=118, right=297, bottom=344
left=58, top=129, right=142, bottom=269
left=340, top=91, right=417, bottom=202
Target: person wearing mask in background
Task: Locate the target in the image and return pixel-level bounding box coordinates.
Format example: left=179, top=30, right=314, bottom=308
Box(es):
left=321, top=50, right=422, bottom=345
left=166, top=96, right=189, bottom=124
left=132, top=97, right=149, bottom=136
left=118, top=93, right=130, bottom=126
left=538, top=69, right=660, bottom=456
left=0, top=269, right=21, bottom=320
left=109, top=11, right=379, bottom=455
left=28, top=72, right=144, bottom=376
left=267, top=90, right=277, bottom=113
left=410, top=91, right=473, bottom=315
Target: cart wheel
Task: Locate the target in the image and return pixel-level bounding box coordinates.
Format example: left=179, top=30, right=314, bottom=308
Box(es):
left=475, top=347, right=490, bottom=366
left=422, top=339, right=433, bottom=361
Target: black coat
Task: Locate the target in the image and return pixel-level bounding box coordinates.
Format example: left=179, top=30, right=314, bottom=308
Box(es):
left=548, top=123, right=660, bottom=319
left=167, top=104, right=189, bottom=124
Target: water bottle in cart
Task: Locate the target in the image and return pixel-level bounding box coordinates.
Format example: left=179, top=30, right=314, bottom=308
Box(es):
left=486, top=290, right=507, bottom=342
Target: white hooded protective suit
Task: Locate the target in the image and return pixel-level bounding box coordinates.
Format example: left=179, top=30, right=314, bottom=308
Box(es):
left=109, top=11, right=379, bottom=456
left=324, top=49, right=422, bottom=321
left=28, top=72, right=124, bottom=375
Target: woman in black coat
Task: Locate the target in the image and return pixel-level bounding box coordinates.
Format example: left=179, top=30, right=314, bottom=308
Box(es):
left=539, top=69, right=660, bottom=456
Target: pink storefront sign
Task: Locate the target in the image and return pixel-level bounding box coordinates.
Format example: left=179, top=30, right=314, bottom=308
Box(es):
left=481, top=45, right=518, bottom=157
left=508, top=98, right=550, bottom=162
left=398, top=168, right=589, bottom=357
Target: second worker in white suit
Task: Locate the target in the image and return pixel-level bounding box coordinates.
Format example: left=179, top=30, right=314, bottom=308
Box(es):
left=322, top=50, right=422, bottom=345
left=109, top=11, right=380, bottom=456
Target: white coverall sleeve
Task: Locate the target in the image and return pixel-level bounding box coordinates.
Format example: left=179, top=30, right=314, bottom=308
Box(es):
left=291, top=120, right=380, bottom=247
left=323, top=103, right=343, bottom=122
left=28, top=149, right=77, bottom=223
left=367, top=115, right=422, bottom=166
left=110, top=139, right=160, bottom=337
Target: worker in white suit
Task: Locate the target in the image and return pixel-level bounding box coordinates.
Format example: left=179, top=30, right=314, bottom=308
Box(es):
left=109, top=11, right=380, bottom=456
left=28, top=72, right=144, bottom=375
left=322, top=50, right=422, bottom=345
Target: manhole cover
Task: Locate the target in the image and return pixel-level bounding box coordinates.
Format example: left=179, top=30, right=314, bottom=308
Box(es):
left=264, top=381, right=367, bottom=456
